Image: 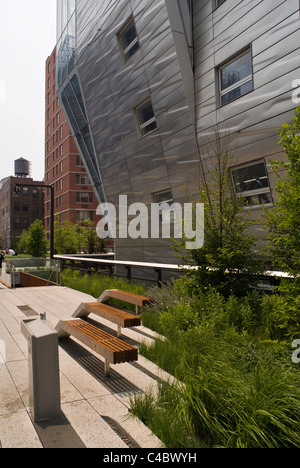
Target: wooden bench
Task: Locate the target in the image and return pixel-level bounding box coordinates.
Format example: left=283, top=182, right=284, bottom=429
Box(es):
left=98, top=289, right=151, bottom=314
left=73, top=302, right=141, bottom=337
left=56, top=319, right=138, bottom=377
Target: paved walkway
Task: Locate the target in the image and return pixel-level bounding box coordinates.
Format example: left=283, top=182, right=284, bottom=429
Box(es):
left=0, top=285, right=170, bottom=448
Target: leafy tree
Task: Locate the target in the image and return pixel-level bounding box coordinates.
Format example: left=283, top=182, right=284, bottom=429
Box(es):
left=54, top=220, right=79, bottom=254
left=54, top=219, right=107, bottom=254
left=79, top=219, right=107, bottom=254
left=26, top=219, right=47, bottom=258
left=265, top=107, right=300, bottom=336
left=17, top=229, right=30, bottom=254
left=266, top=107, right=300, bottom=279
left=174, top=126, right=264, bottom=297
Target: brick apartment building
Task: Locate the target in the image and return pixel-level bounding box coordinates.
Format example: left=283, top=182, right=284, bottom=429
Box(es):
left=44, top=47, right=99, bottom=236
left=0, top=159, right=44, bottom=250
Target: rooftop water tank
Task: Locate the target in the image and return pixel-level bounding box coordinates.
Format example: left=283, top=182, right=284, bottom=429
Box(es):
left=15, top=158, right=30, bottom=178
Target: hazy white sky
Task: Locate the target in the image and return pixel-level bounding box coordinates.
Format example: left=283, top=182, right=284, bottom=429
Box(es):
left=0, top=0, right=57, bottom=181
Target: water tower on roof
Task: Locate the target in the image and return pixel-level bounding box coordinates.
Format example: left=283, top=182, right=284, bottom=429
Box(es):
left=14, top=158, right=30, bottom=178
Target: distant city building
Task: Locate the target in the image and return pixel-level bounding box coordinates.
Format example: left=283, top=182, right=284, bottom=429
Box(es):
left=55, top=0, right=300, bottom=263
left=0, top=158, right=44, bottom=250
left=44, top=46, right=100, bottom=237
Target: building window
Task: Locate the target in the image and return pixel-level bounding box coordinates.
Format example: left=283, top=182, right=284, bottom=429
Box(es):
left=76, top=211, right=93, bottom=222
left=118, top=17, right=140, bottom=61
left=75, top=155, right=84, bottom=166
left=76, top=192, right=93, bottom=203
left=22, top=186, right=29, bottom=196
left=22, top=218, right=29, bottom=229
left=232, top=160, right=272, bottom=208
left=218, top=48, right=253, bottom=106
left=76, top=174, right=90, bottom=185
left=215, top=0, right=226, bottom=7
left=136, top=100, right=157, bottom=136
left=155, top=191, right=175, bottom=223
left=14, top=218, right=21, bottom=229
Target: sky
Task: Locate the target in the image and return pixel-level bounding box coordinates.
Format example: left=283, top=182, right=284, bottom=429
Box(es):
left=0, top=0, right=57, bottom=181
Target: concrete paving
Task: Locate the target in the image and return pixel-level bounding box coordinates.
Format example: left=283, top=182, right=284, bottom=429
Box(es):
left=0, top=285, right=172, bottom=449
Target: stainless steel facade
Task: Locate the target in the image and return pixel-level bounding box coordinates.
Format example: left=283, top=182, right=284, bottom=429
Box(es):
left=56, top=0, right=300, bottom=263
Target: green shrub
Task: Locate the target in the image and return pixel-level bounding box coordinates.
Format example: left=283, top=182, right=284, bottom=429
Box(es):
left=61, top=269, right=146, bottom=311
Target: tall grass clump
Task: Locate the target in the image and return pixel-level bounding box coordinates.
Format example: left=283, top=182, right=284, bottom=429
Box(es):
left=130, top=279, right=300, bottom=448
left=61, top=268, right=147, bottom=310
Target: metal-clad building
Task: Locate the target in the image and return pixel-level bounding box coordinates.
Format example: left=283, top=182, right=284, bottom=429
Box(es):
left=56, top=0, right=300, bottom=263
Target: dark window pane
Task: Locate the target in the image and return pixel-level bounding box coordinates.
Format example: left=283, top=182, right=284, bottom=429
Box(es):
left=137, top=101, right=155, bottom=125
left=221, top=79, right=253, bottom=105
left=124, top=40, right=139, bottom=60
left=221, top=51, right=252, bottom=91
left=121, top=21, right=137, bottom=50
left=141, top=121, right=157, bottom=136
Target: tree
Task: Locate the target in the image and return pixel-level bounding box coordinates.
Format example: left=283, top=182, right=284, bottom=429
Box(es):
left=54, top=220, right=79, bottom=254
left=262, top=107, right=300, bottom=337
left=266, top=107, right=300, bottom=279
left=174, top=126, right=264, bottom=297
left=17, top=229, right=30, bottom=254
left=26, top=220, right=48, bottom=258
left=54, top=219, right=107, bottom=254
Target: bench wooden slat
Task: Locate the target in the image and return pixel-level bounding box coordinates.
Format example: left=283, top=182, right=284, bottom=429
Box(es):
left=98, top=289, right=151, bottom=307
left=60, top=319, right=138, bottom=365
left=84, top=302, right=141, bottom=328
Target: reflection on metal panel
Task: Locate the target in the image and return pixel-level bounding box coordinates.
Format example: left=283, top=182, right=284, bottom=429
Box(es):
left=56, top=0, right=300, bottom=263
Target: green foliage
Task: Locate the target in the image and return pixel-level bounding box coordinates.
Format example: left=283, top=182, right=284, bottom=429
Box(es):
left=264, top=107, right=300, bottom=335
left=17, top=220, right=47, bottom=257
left=174, top=129, right=264, bottom=298
left=17, top=229, right=30, bottom=254
left=54, top=219, right=107, bottom=254
left=61, top=269, right=146, bottom=311
left=132, top=280, right=300, bottom=448
left=266, top=107, right=300, bottom=278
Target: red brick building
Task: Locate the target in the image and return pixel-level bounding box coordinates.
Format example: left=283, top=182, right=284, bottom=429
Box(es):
left=44, top=47, right=99, bottom=235
left=0, top=172, right=44, bottom=251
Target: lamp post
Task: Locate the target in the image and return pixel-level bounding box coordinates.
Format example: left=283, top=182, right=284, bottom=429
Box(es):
left=14, top=183, right=55, bottom=259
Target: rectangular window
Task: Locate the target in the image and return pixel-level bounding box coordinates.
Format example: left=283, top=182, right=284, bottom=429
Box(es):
left=22, top=218, right=29, bottom=229
left=136, top=100, right=157, bottom=136
left=76, top=174, right=90, bottom=185
left=76, top=211, right=93, bottom=222
left=155, top=191, right=175, bottom=223
left=219, top=48, right=253, bottom=106
left=76, top=155, right=84, bottom=166
left=232, top=161, right=272, bottom=208
left=215, top=0, right=226, bottom=7
left=76, top=192, right=93, bottom=203
left=22, top=201, right=29, bottom=212
left=118, top=17, right=140, bottom=61
left=14, top=217, right=21, bottom=229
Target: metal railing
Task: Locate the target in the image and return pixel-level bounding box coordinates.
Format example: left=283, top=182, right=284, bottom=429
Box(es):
left=54, top=255, right=190, bottom=286
left=54, top=254, right=288, bottom=290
